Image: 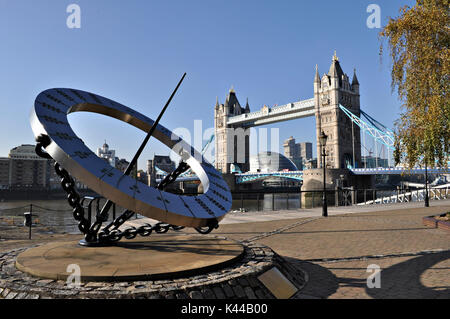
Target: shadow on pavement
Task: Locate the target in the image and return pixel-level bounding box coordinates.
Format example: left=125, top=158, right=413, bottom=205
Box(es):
left=284, top=257, right=339, bottom=299
left=366, top=250, right=450, bottom=299
left=286, top=251, right=450, bottom=299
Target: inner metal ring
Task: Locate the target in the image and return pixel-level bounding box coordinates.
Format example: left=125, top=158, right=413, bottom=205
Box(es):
left=30, top=88, right=232, bottom=228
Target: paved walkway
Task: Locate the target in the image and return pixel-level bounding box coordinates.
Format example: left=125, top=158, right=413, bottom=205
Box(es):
left=1, top=200, right=449, bottom=299
left=174, top=200, right=449, bottom=299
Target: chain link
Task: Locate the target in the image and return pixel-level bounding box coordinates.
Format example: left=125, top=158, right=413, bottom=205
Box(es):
left=157, top=161, right=190, bottom=190
left=36, top=137, right=91, bottom=235
left=35, top=134, right=218, bottom=244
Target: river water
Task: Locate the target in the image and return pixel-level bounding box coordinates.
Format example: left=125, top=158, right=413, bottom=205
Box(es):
left=0, top=191, right=408, bottom=234
left=0, top=195, right=303, bottom=234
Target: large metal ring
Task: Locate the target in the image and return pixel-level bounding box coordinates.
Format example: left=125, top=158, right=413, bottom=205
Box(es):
left=30, top=88, right=232, bottom=228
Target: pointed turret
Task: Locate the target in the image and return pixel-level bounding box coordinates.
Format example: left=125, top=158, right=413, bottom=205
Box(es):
left=215, top=96, right=220, bottom=109
left=314, top=64, right=321, bottom=93
left=328, top=51, right=344, bottom=87
left=314, top=64, right=320, bottom=83
left=352, top=68, right=360, bottom=94
left=245, top=98, right=250, bottom=113
left=224, top=86, right=242, bottom=115
left=352, top=68, right=359, bottom=86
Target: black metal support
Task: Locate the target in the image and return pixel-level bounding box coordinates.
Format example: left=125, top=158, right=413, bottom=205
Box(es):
left=35, top=133, right=188, bottom=247
left=92, top=73, right=187, bottom=244
left=424, top=162, right=429, bottom=207
left=28, top=204, right=32, bottom=240
left=322, top=152, right=328, bottom=217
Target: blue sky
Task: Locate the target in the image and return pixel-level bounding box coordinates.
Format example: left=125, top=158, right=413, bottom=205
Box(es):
left=0, top=0, right=415, bottom=170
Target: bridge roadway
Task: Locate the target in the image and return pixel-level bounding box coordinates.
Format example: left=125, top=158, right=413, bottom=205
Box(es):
left=226, top=98, right=315, bottom=127
left=234, top=167, right=448, bottom=184
left=156, top=167, right=448, bottom=184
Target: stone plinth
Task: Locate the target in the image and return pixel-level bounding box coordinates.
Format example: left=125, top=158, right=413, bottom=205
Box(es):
left=15, top=235, right=244, bottom=282
left=0, top=236, right=308, bottom=299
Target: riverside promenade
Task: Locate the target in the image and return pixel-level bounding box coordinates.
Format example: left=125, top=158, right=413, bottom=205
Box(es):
left=1, top=200, right=449, bottom=299
left=129, top=200, right=450, bottom=299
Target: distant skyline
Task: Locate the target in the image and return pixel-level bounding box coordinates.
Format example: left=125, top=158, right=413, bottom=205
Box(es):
left=0, top=0, right=414, bottom=170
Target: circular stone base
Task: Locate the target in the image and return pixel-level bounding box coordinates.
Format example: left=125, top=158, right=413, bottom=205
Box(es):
left=0, top=237, right=308, bottom=299
left=15, top=235, right=244, bottom=282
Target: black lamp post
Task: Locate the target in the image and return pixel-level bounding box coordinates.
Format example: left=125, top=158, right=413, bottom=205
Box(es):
left=424, top=159, right=429, bottom=207
left=319, top=131, right=328, bottom=217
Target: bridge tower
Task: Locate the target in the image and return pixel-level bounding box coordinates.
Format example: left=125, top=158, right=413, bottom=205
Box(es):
left=314, top=52, right=362, bottom=169
left=214, top=88, right=251, bottom=174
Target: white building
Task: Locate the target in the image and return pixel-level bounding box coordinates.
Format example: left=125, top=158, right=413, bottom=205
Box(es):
left=96, top=141, right=116, bottom=167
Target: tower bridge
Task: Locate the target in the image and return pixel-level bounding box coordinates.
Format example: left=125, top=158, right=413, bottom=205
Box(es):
left=214, top=51, right=362, bottom=178
left=153, top=52, right=448, bottom=190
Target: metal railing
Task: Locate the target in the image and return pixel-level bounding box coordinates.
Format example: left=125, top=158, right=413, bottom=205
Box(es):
left=0, top=196, right=135, bottom=240
left=230, top=186, right=450, bottom=212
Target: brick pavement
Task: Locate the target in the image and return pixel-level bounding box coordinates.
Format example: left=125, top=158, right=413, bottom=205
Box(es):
left=212, top=203, right=450, bottom=299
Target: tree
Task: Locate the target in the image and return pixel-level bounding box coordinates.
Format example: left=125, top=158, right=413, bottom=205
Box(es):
left=380, top=0, right=449, bottom=168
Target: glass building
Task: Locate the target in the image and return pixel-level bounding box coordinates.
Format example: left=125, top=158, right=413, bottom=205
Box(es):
left=250, top=152, right=299, bottom=173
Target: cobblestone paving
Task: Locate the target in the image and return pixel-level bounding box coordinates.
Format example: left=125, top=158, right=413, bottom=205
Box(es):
left=215, top=203, right=450, bottom=299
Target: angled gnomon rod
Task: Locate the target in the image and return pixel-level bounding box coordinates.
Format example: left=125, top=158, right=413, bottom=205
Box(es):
left=85, top=73, right=187, bottom=241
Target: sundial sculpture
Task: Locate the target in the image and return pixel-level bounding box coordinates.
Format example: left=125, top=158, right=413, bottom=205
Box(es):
left=30, top=74, right=232, bottom=246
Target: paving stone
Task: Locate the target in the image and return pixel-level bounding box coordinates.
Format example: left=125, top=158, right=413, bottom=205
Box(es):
left=189, top=290, right=203, bottom=299
left=1, top=288, right=10, bottom=297
left=201, top=288, right=215, bottom=299
left=228, top=279, right=238, bottom=286
left=212, top=286, right=226, bottom=299
left=5, top=291, right=18, bottom=299
left=85, top=282, right=110, bottom=288
left=238, top=277, right=249, bottom=286
left=244, top=287, right=257, bottom=299
left=232, top=285, right=246, bottom=298
left=221, top=284, right=235, bottom=298
left=15, top=292, right=28, bottom=299
left=247, top=277, right=261, bottom=288
left=176, top=292, right=188, bottom=299
left=254, top=289, right=266, bottom=299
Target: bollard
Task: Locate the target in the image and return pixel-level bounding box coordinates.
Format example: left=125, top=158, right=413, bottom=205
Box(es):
left=26, top=204, right=33, bottom=239
left=24, top=212, right=32, bottom=227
